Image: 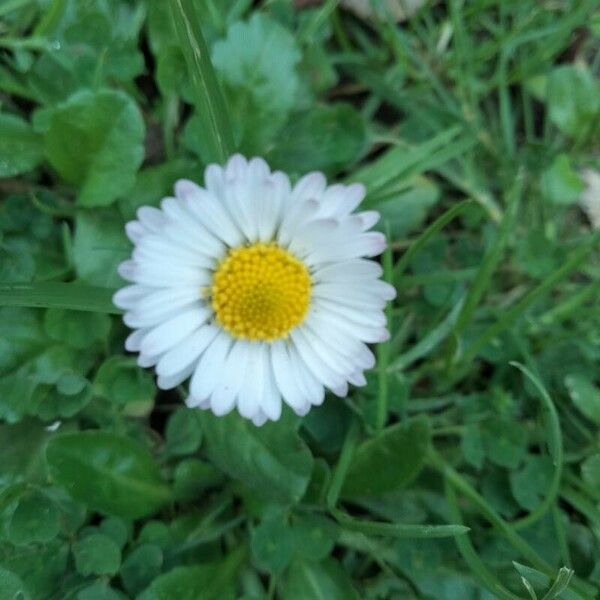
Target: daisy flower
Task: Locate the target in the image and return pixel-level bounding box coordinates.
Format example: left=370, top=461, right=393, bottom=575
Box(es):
left=114, top=154, right=396, bottom=426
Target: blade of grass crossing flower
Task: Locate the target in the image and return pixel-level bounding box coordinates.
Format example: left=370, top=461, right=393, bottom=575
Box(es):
left=452, top=171, right=524, bottom=343
left=0, top=282, right=120, bottom=314
left=510, top=362, right=563, bottom=530
left=170, top=0, right=235, bottom=164
left=394, top=199, right=474, bottom=278
left=444, top=482, right=524, bottom=600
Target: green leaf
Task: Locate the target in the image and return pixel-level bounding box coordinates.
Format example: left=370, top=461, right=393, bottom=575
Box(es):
left=99, top=516, right=131, bottom=549
left=374, top=177, right=440, bottom=239
left=93, top=356, right=155, bottom=412
left=0, top=568, right=31, bottom=600
left=0, top=113, right=43, bottom=177
left=73, top=208, right=129, bottom=288
left=481, top=416, right=527, bottom=469
left=77, top=581, right=129, bottom=600
left=268, top=104, right=366, bottom=175
left=283, top=559, right=360, bottom=600
left=564, top=374, right=600, bottom=425
left=341, top=416, right=431, bottom=498
left=251, top=512, right=295, bottom=575
left=73, top=533, right=121, bottom=576
left=547, top=65, right=600, bottom=139
left=0, top=419, right=49, bottom=484
left=164, top=408, right=203, bottom=457
left=581, top=454, right=600, bottom=498
left=143, top=548, right=245, bottom=600
left=200, top=412, right=313, bottom=504
left=291, top=514, right=338, bottom=562
left=173, top=458, right=225, bottom=502
left=212, top=13, right=301, bottom=154
left=41, top=89, right=145, bottom=207
left=44, top=308, right=111, bottom=349
left=121, top=543, right=163, bottom=596
left=45, top=431, right=172, bottom=519
left=509, top=455, right=554, bottom=511
left=540, top=154, right=584, bottom=205
left=8, top=489, right=60, bottom=545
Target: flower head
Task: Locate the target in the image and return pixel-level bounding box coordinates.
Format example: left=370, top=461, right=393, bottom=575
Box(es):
left=114, top=154, right=396, bottom=425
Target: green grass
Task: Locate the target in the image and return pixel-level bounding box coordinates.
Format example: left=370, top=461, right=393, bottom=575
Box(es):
left=0, top=0, right=599, bottom=599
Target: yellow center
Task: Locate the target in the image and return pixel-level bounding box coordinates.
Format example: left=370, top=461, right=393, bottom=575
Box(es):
left=211, top=243, right=311, bottom=341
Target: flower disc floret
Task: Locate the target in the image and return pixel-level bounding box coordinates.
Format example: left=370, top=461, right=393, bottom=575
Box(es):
left=211, top=243, right=311, bottom=341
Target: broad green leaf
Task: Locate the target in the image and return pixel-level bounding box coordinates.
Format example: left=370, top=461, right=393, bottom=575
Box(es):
left=41, top=89, right=145, bottom=207
left=0, top=113, right=43, bottom=177
left=581, top=454, right=600, bottom=498
left=547, top=65, right=600, bottom=139
left=564, top=374, right=600, bottom=425
left=173, top=458, right=225, bottom=502
left=121, top=543, right=163, bottom=596
left=44, top=308, right=111, bottom=349
left=0, top=419, right=49, bottom=484
left=212, top=13, right=301, bottom=154
left=283, top=559, right=360, bottom=600
left=0, top=568, right=31, bottom=600
left=77, top=581, right=128, bottom=600
left=481, top=416, right=527, bottom=469
left=8, top=489, right=60, bottom=545
left=291, top=514, right=338, bottom=562
left=200, top=412, right=313, bottom=504
left=142, top=548, right=245, bottom=600
left=93, top=356, right=155, bottom=413
left=341, top=416, right=431, bottom=498
left=251, top=512, right=295, bottom=575
left=509, top=455, right=554, bottom=511
left=374, top=177, right=440, bottom=238
left=268, top=104, right=366, bottom=175
left=45, top=431, right=172, bottom=519
left=99, top=516, right=131, bottom=549
left=164, top=408, right=203, bottom=457
left=540, top=154, right=584, bottom=205
left=0, top=540, right=69, bottom=599
left=73, top=208, right=129, bottom=288
left=73, top=533, right=121, bottom=576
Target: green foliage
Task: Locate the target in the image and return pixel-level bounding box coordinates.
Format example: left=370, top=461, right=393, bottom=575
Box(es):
left=0, top=0, right=599, bottom=598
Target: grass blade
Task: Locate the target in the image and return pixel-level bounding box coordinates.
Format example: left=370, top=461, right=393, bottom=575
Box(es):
left=510, top=363, right=563, bottom=530
left=452, top=171, right=523, bottom=342
left=394, top=199, right=474, bottom=278
left=330, top=506, right=469, bottom=539
left=461, top=238, right=597, bottom=364
left=170, top=0, right=235, bottom=163
left=0, top=282, right=120, bottom=314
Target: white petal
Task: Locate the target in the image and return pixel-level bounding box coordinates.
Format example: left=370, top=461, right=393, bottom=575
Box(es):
left=113, top=285, right=149, bottom=310
left=290, top=328, right=346, bottom=391
left=291, top=172, right=326, bottom=203
left=270, top=341, right=306, bottom=412
left=157, top=361, right=197, bottom=390
left=313, top=259, right=383, bottom=283
left=209, top=340, right=250, bottom=416
left=125, top=328, right=148, bottom=352
left=125, top=221, right=145, bottom=243
left=306, top=232, right=386, bottom=264
left=124, top=287, right=202, bottom=328
left=189, top=329, right=232, bottom=401
left=140, top=308, right=210, bottom=357
left=156, top=325, right=219, bottom=378
left=137, top=206, right=165, bottom=233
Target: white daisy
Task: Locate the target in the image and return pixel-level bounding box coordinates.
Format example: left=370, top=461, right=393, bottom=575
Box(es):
left=114, top=154, right=396, bottom=426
